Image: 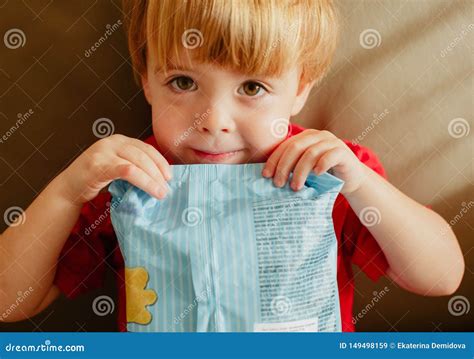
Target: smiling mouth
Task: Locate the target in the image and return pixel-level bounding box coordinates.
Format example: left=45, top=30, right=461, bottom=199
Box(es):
left=192, top=148, right=243, bottom=161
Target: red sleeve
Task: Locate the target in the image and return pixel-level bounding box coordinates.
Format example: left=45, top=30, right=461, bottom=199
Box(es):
left=53, top=192, right=116, bottom=299
left=287, top=122, right=306, bottom=138
left=342, top=141, right=390, bottom=282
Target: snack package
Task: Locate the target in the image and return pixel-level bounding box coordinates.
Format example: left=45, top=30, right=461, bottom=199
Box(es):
left=109, top=163, right=344, bottom=332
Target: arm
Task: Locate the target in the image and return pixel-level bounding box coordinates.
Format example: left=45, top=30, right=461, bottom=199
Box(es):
left=343, top=164, right=464, bottom=296
left=0, top=175, right=83, bottom=322
left=263, top=129, right=464, bottom=296
left=0, top=134, right=172, bottom=322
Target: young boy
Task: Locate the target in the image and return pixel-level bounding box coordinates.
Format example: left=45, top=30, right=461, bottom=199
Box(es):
left=0, top=0, right=464, bottom=332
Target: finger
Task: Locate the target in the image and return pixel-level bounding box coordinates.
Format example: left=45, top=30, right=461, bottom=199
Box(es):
left=117, top=144, right=166, bottom=185
left=272, top=141, right=307, bottom=187
left=272, top=134, right=332, bottom=187
left=291, top=141, right=338, bottom=191
left=262, top=129, right=333, bottom=178
left=315, top=146, right=345, bottom=174
left=262, top=140, right=290, bottom=178
left=128, top=138, right=173, bottom=181
left=112, top=161, right=169, bottom=199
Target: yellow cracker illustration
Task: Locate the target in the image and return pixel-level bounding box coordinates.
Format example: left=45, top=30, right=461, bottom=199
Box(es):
left=125, top=267, right=158, bottom=325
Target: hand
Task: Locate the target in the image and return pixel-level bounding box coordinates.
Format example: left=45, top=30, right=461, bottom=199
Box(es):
left=60, top=134, right=172, bottom=204
left=262, top=129, right=366, bottom=195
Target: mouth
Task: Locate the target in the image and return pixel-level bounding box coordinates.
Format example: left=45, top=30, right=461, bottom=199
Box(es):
left=192, top=148, right=244, bottom=162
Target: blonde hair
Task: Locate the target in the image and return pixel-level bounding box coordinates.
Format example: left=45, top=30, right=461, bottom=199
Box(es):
left=123, top=0, right=339, bottom=86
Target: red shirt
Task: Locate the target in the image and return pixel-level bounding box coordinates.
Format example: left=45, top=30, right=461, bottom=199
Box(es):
left=54, top=123, right=390, bottom=332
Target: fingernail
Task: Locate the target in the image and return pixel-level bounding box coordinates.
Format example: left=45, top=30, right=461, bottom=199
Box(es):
left=157, top=187, right=166, bottom=198
left=262, top=169, right=271, bottom=177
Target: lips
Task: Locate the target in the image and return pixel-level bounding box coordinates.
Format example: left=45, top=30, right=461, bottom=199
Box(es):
left=194, top=149, right=241, bottom=155
left=192, top=148, right=243, bottom=161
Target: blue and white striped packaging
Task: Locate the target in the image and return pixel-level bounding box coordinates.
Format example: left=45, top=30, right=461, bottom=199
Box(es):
left=109, top=162, right=344, bottom=332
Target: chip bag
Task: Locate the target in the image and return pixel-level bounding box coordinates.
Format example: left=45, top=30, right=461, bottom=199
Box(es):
left=109, top=162, right=344, bottom=332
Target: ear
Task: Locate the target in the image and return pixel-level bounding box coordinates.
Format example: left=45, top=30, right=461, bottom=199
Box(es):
left=141, top=74, right=152, bottom=105
left=290, top=77, right=316, bottom=117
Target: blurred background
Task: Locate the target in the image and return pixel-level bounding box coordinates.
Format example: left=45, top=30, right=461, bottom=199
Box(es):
left=0, top=0, right=472, bottom=332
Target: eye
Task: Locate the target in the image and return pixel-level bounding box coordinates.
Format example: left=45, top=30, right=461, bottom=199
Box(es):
left=168, top=76, right=197, bottom=92
left=238, top=81, right=267, bottom=97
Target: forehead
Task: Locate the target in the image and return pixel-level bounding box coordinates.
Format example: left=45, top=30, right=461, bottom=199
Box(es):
left=148, top=43, right=302, bottom=78
left=151, top=49, right=212, bottom=74
left=151, top=50, right=301, bottom=83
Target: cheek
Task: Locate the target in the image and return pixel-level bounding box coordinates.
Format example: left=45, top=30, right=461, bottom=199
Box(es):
left=237, top=97, right=292, bottom=157
left=240, top=117, right=289, bottom=153
left=151, top=104, right=191, bottom=149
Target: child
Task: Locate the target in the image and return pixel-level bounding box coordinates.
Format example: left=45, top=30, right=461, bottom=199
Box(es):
left=0, top=0, right=464, bottom=331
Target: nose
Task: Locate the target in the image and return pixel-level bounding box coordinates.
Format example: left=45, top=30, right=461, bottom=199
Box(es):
left=197, top=102, right=235, bottom=135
